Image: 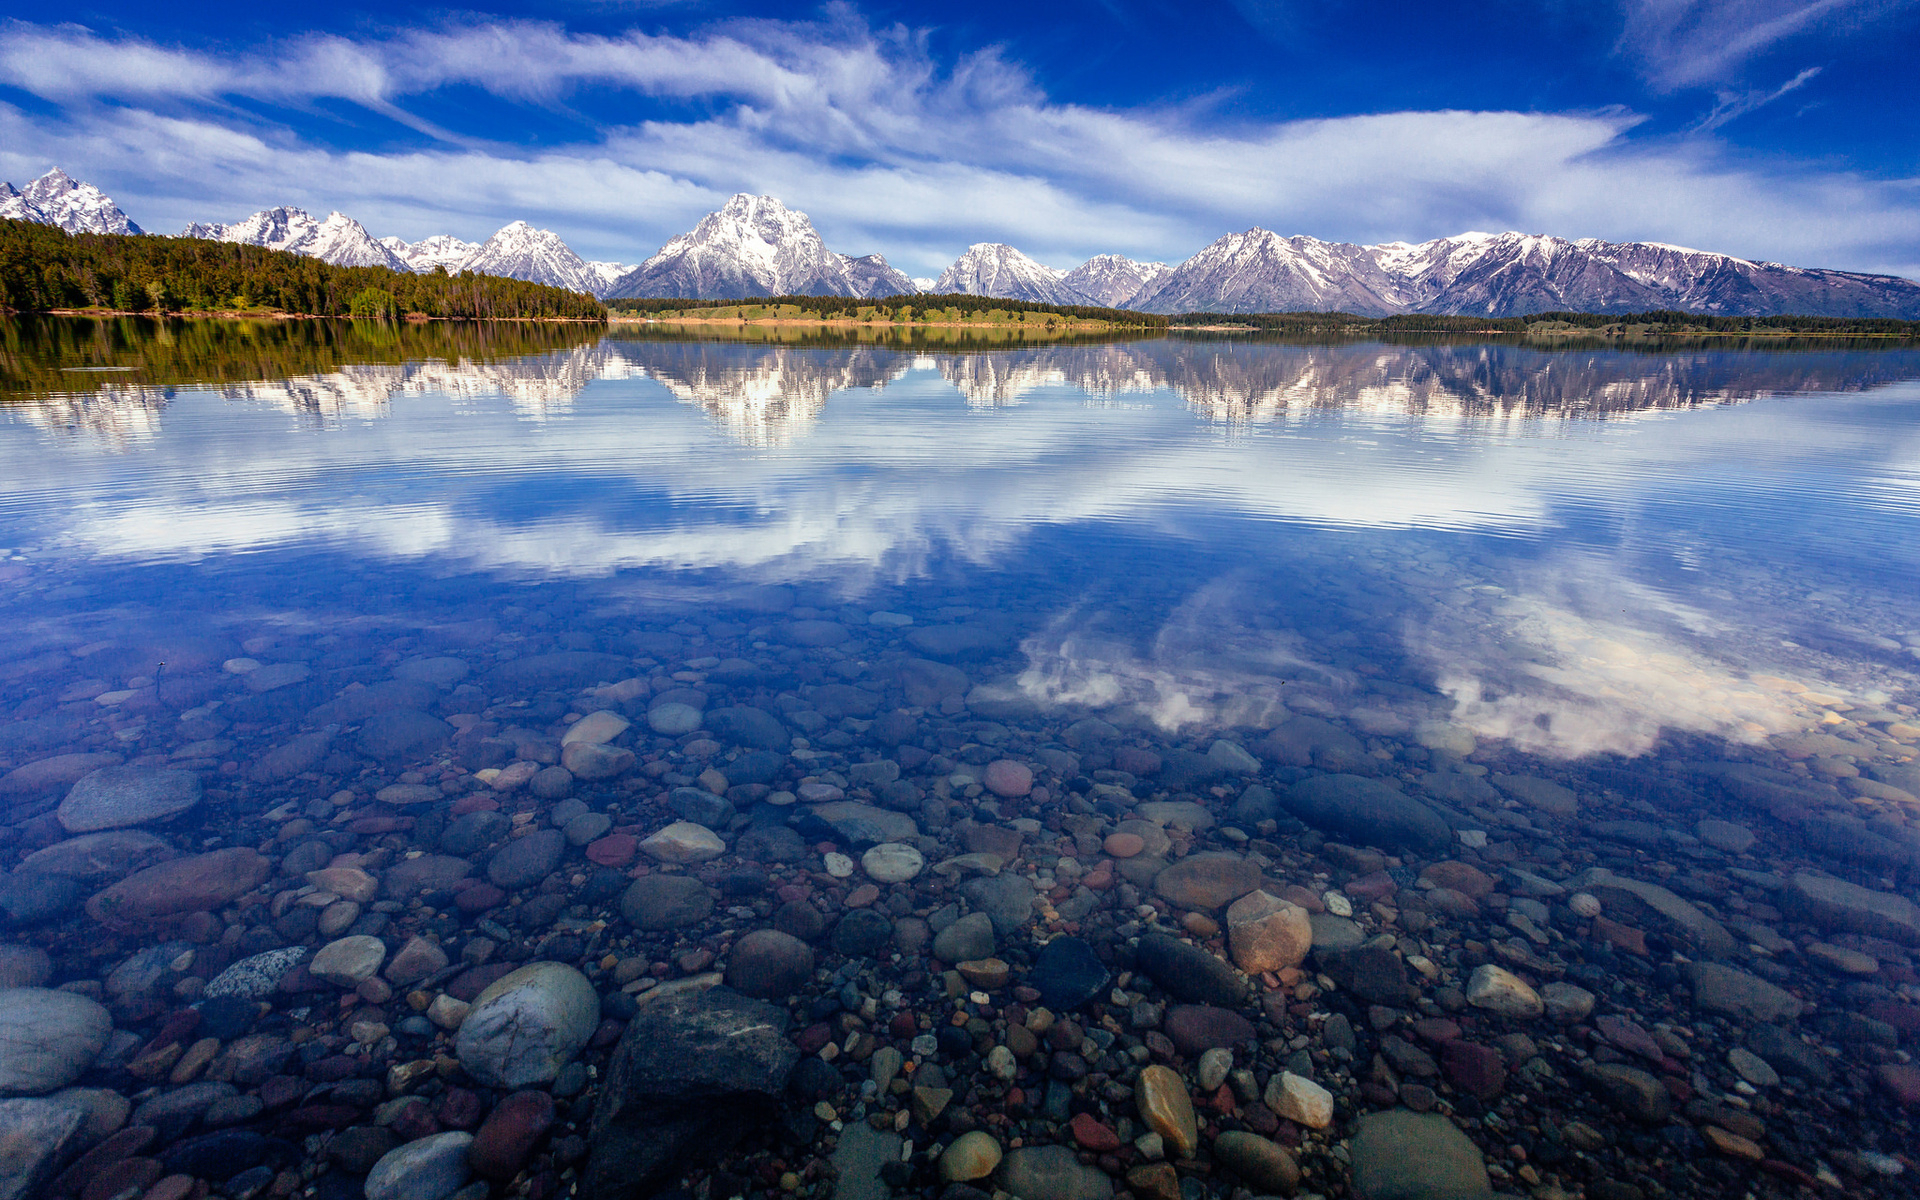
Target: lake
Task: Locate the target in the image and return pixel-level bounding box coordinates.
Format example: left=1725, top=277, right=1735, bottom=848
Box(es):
left=2, top=315, right=1918, bottom=1199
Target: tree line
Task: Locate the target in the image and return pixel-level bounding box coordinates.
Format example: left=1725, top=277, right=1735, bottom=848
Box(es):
left=0, top=221, right=607, bottom=321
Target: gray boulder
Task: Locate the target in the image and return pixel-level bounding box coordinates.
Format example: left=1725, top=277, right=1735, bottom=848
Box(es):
left=0, top=988, right=112, bottom=1095
left=1284, top=774, right=1451, bottom=855
left=57, top=766, right=201, bottom=834
left=455, top=963, right=600, bottom=1087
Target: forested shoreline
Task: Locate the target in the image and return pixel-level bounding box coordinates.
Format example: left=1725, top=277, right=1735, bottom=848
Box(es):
left=0, top=221, right=607, bottom=321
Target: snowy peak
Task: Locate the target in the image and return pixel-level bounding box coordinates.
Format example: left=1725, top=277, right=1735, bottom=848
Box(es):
left=606, top=194, right=913, bottom=300
left=461, top=221, right=607, bottom=296
left=932, top=244, right=1091, bottom=306
left=0, top=167, right=144, bottom=235
left=382, top=234, right=479, bottom=274
left=1060, top=254, right=1172, bottom=308
left=185, top=206, right=408, bottom=271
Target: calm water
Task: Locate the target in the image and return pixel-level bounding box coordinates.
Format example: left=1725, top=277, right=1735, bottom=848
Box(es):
left=3, top=319, right=1918, bottom=766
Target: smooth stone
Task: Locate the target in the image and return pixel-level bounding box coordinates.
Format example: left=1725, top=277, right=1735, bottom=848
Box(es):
left=1263, top=1071, right=1332, bottom=1129
left=832, top=909, right=894, bottom=957
left=1284, top=775, right=1451, bottom=855
left=960, top=873, right=1038, bottom=936
left=455, top=963, right=600, bottom=1088
left=621, top=875, right=714, bottom=931
left=1225, top=890, right=1312, bottom=974
left=0, top=988, right=112, bottom=1095
left=1136, top=1064, right=1198, bottom=1158
left=996, top=1144, right=1115, bottom=1200
left=1783, top=872, right=1920, bottom=945
left=1315, top=945, right=1410, bottom=1006
left=1695, top=819, right=1756, bottom=854
left=1686, top=962, right=1803, bottom=1022
left=1491, top=774, right=1579, bottom=817
left=807, top=801, right=918, bottom=847
left=384, top=936, right=449, bottom=987
left=940, top=1130, right=1004, bottom=1182
left=560, top=741, right=635, bottom=780
left=1153, top=853, right=1261, bottom=911
left=1586, top=1062, right=1671, bottom=1122
left=1542, top=981, right=1595, bottom=1024
left=365, top=1130, right=473, bottom=1200
left=647, top=703, right=704, bottom=736
left=1728, top=1047, right=1780, bottom=1088
left=381, top=855, right=471, bottom=900
left=931, top=912, right=997, bottom=963
left=1163, top=1005, right=1255, bottom=1057
left=0, top=946, right=51, bottom=989
left=983, top=760, right=1033, bottom=798
left=393, top=655, right=469, bottom=685
left=0, top=752, right=123, bottom=797
left=562, top=711, right=629, bottom=746
left=57, top=767, right=201, bottom=834
left=0, top=1096, right=89, bottom=1200
left=640, top=822, right=725, bottom=863
left=1348, top=1110, right=1490, bottom=1200
left=1576, top=870, right=1736, bottom=958
left=1029, top=936, right=1109, bottom=1010
left=85, top=848, right=270, bottom=925
left=309, top=936, right=387, bottom=987
left=470, top=1089, right=555, bottom=1181
left=861, top=843, right=924, bottom=883
left=1211, top=1131, right=1299, bottom=1194
left=703, top=707, right=791, bottom=751
left=1135, top=933, right=1249, bottom=1007
left=1465, top=965, right=1542, bottom=1019
left=488, top=829, right=566, bottom=889
left=725, top=930, right=815, bottom=999
left=357, top=709, right=451, bottom=761
left=16, top=831, right=172, bottom=882
left=564, top=812, right=613, bottom=846
left=833, top=1121, right=901, bottom=1200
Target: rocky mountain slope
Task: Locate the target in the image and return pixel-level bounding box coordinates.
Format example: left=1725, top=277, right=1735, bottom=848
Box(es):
left=606, top=195, right=914, bottom=300
left=930, top=244, right=1092, bottom=306
left=1060, top=254, right=1173, bottom=308
left=0, top=168, right=144, bottom=235
left=1136, top=228, right=1920, bottom=318
left=381, top=234, right=479, bottom=274
left=184, top=207, right=410, bottom=272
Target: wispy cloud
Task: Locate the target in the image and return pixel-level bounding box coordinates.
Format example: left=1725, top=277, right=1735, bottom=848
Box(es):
left=1615, top=0, right=1914, bottom=89
left=1693, top=65, right=1823, bottom=129
left=0, top=12, right=1917, bottom=277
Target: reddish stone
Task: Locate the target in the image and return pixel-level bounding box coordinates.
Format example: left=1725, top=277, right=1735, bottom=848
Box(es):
left=451, top=794, right=500, bottom=815
left=447, top=963, right=517, bottom=1001
left=435, top=1087, right=484, bottom=1129
left=1419, top=861, right=1495, bottom=899
left=1441, top=1041, right=1506, bottom=1099
left=845, top=884, right=880, bottom=908
left=1206, top=1083, right=1237, bottom=1114
left=1760, top=1161, right=1820, bottom=1188
left=471, top=1090, right=557, bottom=1181
left=389, top=1098, right=441, bottom=1142
left=1113, top=746, right=1161, bottom=776
left=1597, top=1015, right=1663, bottom=1062
left=591, top=1018, right=626, bottom=1049
left=141, top=1010, right=202, bottom=1056
left=796, top=1023, right=833, bottom=1054
left=454, top=884, right=506, bottom=914
left=1344, top=871, right=1399, bottom=902
left=1592, top=916, right=1649, bottom=956
left=1068, top=1113, right=1121, bottom=1151
left=1412, top=1018, right=1462, bottom=1044
left=258, top=1076, right=305, bottom=1110
left=889, top=1012, right=918, bottom=1039
left=586, top=834, right=637, bottom=867
left=86, top=848, right=271, bottom=926
left=1164, top=1005, right=1256, bottom=1056
left=1876, top=1063, right=1920, bottom=1106
left=53, top=1125, right=157, bottom=1195
left=140, top=1176, right=195, bottom=1200
left=284, top=1104, right=360, bottom=1129
left=80, top=1157, right=162, bottom=1200
left=776, top=884, right=811, bottom=904
left=277, top=965, right=327, bottom=994
left=1867, top=1000, right=1920, bottom=1039
left=1244, top=1103, right=1279, bottom=1134
left=1662, top=1074, right=1692, bottom=1104
left=1082, top=867, right=1114, bottom=891
left=1279, top=885, right=1324, bottom=913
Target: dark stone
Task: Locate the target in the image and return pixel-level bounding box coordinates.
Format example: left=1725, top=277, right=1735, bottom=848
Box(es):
left=356, top=709, right=452, bottom=762
left=703, top=707, right=791, bottom=751
left=832, top=909, right=894, bottom=957
left=1164, top=1005, right=1256, bottom=1056
left=621, top=875, right=714, bottom=932
left=1284, top=774, right=1452, bottom=855
left=0, top=870, right=83, bottom=926
left=471, top=1090, right=556, bottom=1182
left=1746, top=1023, right=1833, bottom=1085
left=1029, top=936, right=1110, bottom=1010
left=723, top=751, right=787, bottom=787
left=194, top=994, right=259, bottom=1041
left=489, top=652, right=630, bottom=692
left=773, top=901, right=829, bottom=942
left=585, top=988, right=799, bottom=1200
left=160, top=1129, right=275, bottom=1182
left=488, top=829, right=566, bottom=890
left=1134, top=933, right=1250, bottom=1007
left=788, top=1056, right=843, bottom=1101
left=440, top=810, right=512, bottom=856
left=1316, top=945, right=1412, bottom=1006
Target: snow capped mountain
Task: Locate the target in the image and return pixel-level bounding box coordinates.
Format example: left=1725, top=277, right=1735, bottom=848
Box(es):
left=458, top=221, right=611, bottom=296
left=1138, top=228, right=1920, bottom=318
left=910, top=277, right=937, bottom=292
left=0, top=168, right=144, bottom=235
left=606, top=194, right=914, bottom=300
left=1060, top=254, right=1172, bottom=308
left=185, top=207, right=409, bottom=272
left=381, top=234, right=479, bottom=274
left=586, top=261, right=634, bottom=294
left=931, top=244, right=1093, bottom=306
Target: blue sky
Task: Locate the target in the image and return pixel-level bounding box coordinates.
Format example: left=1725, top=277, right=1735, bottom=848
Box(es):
left=2, top=0, right=1917, bottom=277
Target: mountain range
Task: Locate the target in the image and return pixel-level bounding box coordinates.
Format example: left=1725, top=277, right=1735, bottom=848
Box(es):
left=5, top=166, right=1919, bottom=317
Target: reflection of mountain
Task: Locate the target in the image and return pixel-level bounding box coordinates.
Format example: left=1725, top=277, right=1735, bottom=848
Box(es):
left=922, top=342, right=1920, bottom=422
left=7, top=383, right=168, bottom=448
left=607, top=342, right=909, bottom=445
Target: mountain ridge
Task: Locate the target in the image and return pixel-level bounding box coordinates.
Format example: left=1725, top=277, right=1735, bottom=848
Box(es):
left=605, top=194, right=913, bottom=300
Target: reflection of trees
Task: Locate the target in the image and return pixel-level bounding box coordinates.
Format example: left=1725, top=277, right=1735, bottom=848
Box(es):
left=608, top=342, right=909, bottom=446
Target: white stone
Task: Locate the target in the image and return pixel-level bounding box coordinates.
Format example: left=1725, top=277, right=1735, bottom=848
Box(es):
left=861, top=843, right=925, bottom=883
left=1206, top=739, right=1260, bottom=775
left=365, top=1131, right=473, bottom=1200
left=427, top=994, right=470, bottom=1031
left=309, top=935, right=387, bottom=987
left=1263, top=1071, right=1333, bottom=1129
left=1569, top=892, right=1603, bottom=918
left=640, top=821, right=725, bottom=864
left=1465, top=964, right=1543, bottom=1019
left=0, top=989, right=112, bottom=1095
left=1322, top=890, right=1353, bottom=918
left=647, top=703, right=703, bottom=736
left=563, top=710, right=630, bottom=746
left=455, top=962, right=600, bottom=1087
left=1197, top=1048, right=1234, bottom=1093
left=869, top=611, right=913, bottom=627
left=823, top=852, right=855, bottom=879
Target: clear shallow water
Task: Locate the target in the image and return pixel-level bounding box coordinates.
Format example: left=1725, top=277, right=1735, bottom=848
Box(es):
left=3, top=322, right=1919, bottom=765
left=9, top=318, right=1920, bottom=1197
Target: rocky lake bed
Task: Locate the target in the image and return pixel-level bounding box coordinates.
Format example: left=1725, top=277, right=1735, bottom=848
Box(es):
left=2, top=597, right=1920, bottom=1200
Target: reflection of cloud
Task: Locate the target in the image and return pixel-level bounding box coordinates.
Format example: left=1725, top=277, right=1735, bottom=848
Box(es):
left=1410, top=551, right=1836, bottom=756
left=1015, top=573, right=1347, bottom=730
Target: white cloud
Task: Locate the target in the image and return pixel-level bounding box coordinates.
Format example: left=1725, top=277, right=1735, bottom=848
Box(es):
left=1, top=12, right=1917, bottom=276
left=1615, top=0, right=1917, bottom=89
